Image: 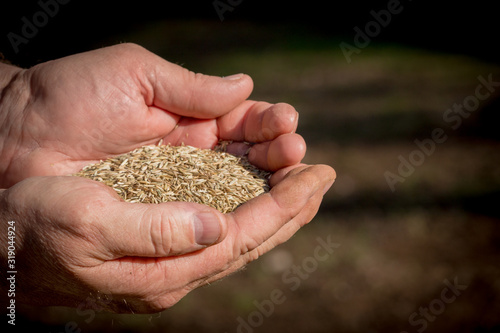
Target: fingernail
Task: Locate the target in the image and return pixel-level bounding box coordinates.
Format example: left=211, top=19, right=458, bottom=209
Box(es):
left=194, top=212, right=222, bottom=245
left=226, top=142, right=252, bottom=156
left=323, top=180, right=335, bottom=195
left=223, top=73, right=244, bottom=80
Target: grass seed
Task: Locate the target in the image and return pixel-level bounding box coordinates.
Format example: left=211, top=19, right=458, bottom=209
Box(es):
left=74, top=142, right=270, bottom=213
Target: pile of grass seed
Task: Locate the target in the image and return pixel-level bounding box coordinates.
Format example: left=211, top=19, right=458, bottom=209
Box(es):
left=74, top=142, right=270, bottom=213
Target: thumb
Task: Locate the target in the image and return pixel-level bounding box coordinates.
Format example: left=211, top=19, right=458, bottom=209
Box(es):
left=99, top=201, right=227, bottom=258
left=145, top=53, right=254, bottom=119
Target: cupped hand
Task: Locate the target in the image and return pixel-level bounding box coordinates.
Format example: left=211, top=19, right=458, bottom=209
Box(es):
left=0, top=43, right=304, bottom=188
left=0, top=43, right=336, bottom=313
left=0, top=162, right=334, bottom=313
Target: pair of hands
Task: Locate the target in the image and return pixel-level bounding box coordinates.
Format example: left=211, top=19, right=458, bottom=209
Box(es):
left=0, top=43, right=335, bottom=313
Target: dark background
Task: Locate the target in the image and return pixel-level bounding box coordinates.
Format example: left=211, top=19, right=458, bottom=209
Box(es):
left=1, top=1, right=499, bottom=66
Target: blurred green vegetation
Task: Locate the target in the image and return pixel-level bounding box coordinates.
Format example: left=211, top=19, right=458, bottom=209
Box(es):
left=17, top=21, right=500, bottom=332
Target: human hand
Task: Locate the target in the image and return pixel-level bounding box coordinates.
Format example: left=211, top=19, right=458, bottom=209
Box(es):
left=0, top=163, right=334, bottom=313
left=0, top=43, right=336, bottom=312
left=0, top=43, right=305, bottom=188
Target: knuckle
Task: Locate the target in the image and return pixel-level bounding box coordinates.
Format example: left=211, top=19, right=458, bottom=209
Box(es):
left=146, top=209, right=175, bottom=256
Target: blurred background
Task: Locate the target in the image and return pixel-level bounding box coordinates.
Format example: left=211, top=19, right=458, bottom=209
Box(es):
left=2, top=1, right=499, bottom=332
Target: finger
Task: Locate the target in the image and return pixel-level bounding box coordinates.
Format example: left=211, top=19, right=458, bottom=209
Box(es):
left=217, top=101, right=299, bottom=143
left=207, top=165, right=335, bottom=282
left=228, top=164, right=336, bottom=253
left=160, top=118, right=219, bottom=149
left=97, top=201, right=228, bottom=259
left=200, top=180, right=329, bottom=287
left=137, top=46, right=254, bottom=118
left=248, top=133, right=307, bottom=171
left=269, top=163, right=308, bottom=187
left=270, top=164, right=336, bottom=196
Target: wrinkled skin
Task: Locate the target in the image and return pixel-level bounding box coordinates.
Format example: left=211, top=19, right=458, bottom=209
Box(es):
left=0, top=44, right=335, bottom=313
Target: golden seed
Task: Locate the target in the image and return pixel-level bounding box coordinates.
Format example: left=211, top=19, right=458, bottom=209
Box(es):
left=74, top=141, right=270, bottom=213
